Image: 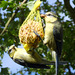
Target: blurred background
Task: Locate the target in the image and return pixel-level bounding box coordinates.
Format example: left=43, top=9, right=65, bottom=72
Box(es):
left=0, top=0, right=75, bottom=75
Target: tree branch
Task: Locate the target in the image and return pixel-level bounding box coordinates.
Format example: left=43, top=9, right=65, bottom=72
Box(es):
left=0, top=0, right=27, bottom=35
left=67, top=65, right=72, bottom=75
left=64, top=0, right=75, bottom=23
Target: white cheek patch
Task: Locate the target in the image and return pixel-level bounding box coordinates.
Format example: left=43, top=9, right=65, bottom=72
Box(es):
left=47, top=16, right=53, bottom=18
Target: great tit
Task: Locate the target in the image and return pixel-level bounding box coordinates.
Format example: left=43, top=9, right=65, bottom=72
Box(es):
left=8, top=45, right=52, bottom=69
left=41, top=12, right=63, bottom=74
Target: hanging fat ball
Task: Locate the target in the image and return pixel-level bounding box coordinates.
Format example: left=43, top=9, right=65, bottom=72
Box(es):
left=19, top=0, right=44, bottom=51
left=19, top=19, right=44, bottom=51
left=19, top=19, right=44, bottom=44
left=8, top=45, right=51, bottom=69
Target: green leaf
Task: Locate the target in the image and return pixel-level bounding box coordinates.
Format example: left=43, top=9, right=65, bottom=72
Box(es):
left=1, top=68, right=9, bottom=75
left=0, top=1, right=8, bottom=10
left=27, top=1, right=35, bottom=10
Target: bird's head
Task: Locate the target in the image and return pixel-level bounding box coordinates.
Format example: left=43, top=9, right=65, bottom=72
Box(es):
left=41, top=12, right=58, bottom=23
left=8, top=45, right=17, bottom=59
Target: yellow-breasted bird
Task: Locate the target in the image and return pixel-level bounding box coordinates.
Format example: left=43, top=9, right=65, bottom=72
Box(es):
left=8, top=45, right=52, bottom=69
left=41, top=12, right=63, bottom=75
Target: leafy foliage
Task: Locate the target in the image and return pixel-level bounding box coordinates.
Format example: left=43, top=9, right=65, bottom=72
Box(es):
left=0, top=0, right=75, bottom=75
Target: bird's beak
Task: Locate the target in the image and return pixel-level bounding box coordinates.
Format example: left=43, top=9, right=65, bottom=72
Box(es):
left=40, top=14, right=46, bottom=18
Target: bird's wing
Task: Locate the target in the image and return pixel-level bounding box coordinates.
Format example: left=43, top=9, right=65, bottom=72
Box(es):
left=53, top=24, right=63, bottom=57
left=14, top=59, right=50, bottom=69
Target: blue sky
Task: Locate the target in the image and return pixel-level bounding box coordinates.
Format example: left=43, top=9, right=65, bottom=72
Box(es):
left=1, top=0, right=75, bottom=74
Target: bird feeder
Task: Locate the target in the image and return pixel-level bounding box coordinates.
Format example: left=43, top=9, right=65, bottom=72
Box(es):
left=19, top=0, right=44, bottom=51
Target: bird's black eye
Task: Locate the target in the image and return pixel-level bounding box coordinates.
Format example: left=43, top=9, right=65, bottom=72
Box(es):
left=8, top=49, right=12, bottom=54
left=47, top=14, right=51, bottom=16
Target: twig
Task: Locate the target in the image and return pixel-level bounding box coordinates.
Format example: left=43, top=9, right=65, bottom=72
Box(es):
left=64, top=0, right=75, bottom=23
left=0, top=0, right=27, bottom=35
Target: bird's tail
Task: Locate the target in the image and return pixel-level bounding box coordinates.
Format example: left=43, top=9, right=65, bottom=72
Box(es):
left=56, top=52, right=59, bottom=75
left=51, top=51, right=59, bottom=75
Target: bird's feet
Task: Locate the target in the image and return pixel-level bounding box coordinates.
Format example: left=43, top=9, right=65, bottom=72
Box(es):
left=33, top=30, right=43, bottom=42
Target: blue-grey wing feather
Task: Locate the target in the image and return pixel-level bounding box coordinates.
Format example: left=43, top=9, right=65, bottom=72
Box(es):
left=53, top=24, right=63, bottom=57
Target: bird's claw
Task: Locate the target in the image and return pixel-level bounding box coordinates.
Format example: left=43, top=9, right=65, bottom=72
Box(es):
left=33, top=30, right=43, bottom=42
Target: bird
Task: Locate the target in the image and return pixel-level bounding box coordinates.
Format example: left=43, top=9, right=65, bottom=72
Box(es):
left=8, top=45, right=52, bottom=69
left=41, top=12, right=63, bottom=75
